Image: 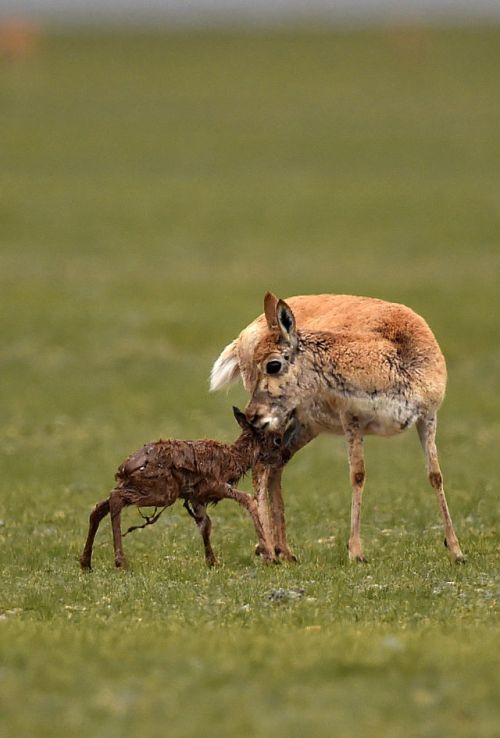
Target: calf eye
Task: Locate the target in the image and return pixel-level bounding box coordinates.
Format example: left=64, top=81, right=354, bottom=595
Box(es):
left=266, top=360, right=282, bottom=375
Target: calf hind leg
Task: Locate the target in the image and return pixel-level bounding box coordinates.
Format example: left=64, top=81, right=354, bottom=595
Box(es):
left=185, top=501, right=217, bottom=567
left=80, top=499, right=110, bottom=570
left=417, top=414, right=465, bottom=563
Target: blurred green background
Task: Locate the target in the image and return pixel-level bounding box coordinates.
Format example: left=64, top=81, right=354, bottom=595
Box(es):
left=0, top=26, right=499, bottom=738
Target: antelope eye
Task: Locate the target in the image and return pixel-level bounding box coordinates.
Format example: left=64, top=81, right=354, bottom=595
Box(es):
left=266, top=360, right=282, bottom=375
left=272, top=436, right=282, bottom=448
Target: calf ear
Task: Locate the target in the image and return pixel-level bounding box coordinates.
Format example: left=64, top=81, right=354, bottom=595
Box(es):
left=264, top=291, right=279, bottom=329
left=277, top=299, right=298, bottom=351
left=232, top=406, right=249, bottom=430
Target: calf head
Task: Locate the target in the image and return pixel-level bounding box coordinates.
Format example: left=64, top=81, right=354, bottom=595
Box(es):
left=232, top=406, right=291, bottom=466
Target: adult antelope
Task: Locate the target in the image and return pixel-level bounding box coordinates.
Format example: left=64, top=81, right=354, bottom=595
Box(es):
left=210, top=292, right=464, bottom=564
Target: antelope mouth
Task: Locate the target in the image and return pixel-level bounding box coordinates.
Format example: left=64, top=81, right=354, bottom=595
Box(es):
left=246, top=411, right=282, bottom=432
left=247, top=407, right=297, bottom=433
left=258, top=415, right=281, bottom=431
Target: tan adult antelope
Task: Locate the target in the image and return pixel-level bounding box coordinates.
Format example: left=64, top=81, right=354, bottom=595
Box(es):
left=210, top=292, right=464, bottom=564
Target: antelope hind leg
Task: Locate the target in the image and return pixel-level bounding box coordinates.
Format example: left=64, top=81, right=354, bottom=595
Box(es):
left=417, top=415, right=465, bottom=563
left=342, top=414, right=368, bottom=563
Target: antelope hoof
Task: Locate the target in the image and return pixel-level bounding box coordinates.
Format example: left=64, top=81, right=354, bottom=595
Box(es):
left=353, top=554, right=368, bottom=564
left=264, top=551, right=280, bottom=564
left=79, top=557, right=92, bottom=571
left=444, top=538, right=466, bottom=563
left=348, top=541, right=368, bottom=563
left=254, top=543, right=279, bottom=563
left=206, top=555, right=218, bottom=568
left=115, top=557, right=128, bottom=569
left=348, top=548, right=368, bottom=563
left=262, top=550, right=280, bottom=565
left=276, top=547, right=298, bottom=563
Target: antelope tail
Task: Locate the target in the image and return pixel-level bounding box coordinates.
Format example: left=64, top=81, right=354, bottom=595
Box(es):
left=209, top=339, right=240, bottom=391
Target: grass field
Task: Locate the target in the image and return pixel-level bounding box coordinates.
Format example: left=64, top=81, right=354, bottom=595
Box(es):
left=1, top=25, right=499, bottom=737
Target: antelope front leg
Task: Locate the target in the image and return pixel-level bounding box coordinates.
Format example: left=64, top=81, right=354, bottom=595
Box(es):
left=224, top=484, right=276, bottom=562
left=342, top=414, right=367, bottom=563
left=251, top=464, right=277, bottom=561
left=268, top=466, right=297, bottom=562
left=268, top=420, right=315, bottom=562
left=417, top=415, right=465, bottom=562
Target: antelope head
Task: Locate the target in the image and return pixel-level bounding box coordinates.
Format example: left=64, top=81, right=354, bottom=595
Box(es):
left=245, top=292, right=317, bottom=432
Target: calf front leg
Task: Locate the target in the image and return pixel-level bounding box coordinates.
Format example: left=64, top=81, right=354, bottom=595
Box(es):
left=80, top=498, right=110, bottom=570
left=109, top=489, right=127, bottom=568
left=223, top=484, right=276, bottom=562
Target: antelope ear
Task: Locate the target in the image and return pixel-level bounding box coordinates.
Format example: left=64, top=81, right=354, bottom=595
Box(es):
left=264, top=291, right=279, bottom=329
left=277, top=299, right=298, bottom=351
left=232, top=406, right=250, bottom=430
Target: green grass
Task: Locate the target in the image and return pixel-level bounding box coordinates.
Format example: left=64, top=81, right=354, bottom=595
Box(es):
left=0, top=26, right=499, bottom=738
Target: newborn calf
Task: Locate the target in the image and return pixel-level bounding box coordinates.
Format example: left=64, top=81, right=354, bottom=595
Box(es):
left=80, top=407, right=290, bottom=569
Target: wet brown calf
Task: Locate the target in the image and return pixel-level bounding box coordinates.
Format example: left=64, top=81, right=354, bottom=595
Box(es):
left=80, top=407, right=290, bottom=570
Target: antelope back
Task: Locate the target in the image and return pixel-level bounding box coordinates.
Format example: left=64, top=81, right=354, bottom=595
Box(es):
left=243, top=293, right=447, bottom=432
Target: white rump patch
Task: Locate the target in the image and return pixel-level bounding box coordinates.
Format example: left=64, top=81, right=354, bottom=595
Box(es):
left=209, top=340, right=241, bottom=391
